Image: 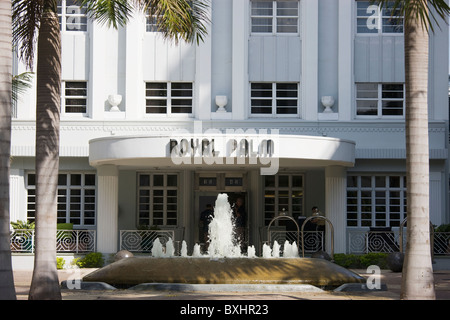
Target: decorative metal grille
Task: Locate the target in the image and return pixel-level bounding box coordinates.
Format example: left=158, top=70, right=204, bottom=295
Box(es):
left=434, top=232, right=450, bottom=255
left=366, top=231, right=400, bottom=253
left=10, top=229, right=96, bottom=253
left=268, top=231, right=324, bottom=254
left=120, top=230, right=175, bottom=253
left=56, top=230, right=96, bottom=253
left=10, top=230, right=34, bottom=252
left=346, top=230, right=450, bottom=255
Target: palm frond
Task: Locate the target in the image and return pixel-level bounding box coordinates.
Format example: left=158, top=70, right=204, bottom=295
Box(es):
left=139, top=0, right=210, bottom=44
left=12, top=0, right=44, bottom=69
left=79, top=0, right=133, bottom=29
left=372, top=0, right=450, bottom=32
left=12, top=71, right=34, bottom=104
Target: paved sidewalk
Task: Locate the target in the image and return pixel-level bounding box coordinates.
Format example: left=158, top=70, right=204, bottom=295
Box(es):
left=12, top=267, right=450, bottom=300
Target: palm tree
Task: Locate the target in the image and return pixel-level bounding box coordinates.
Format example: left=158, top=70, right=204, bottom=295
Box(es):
left=0, top=0, right=15, bottom=301
left=12, top=0, right=209, bottom=300
left=12, top=72, right=34, bottom=107
left=373, top=0, right=450, bottom=300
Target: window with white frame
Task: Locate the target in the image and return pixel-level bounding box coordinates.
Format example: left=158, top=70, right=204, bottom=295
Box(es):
left=26, top=172, right=96, bottom=227
left=263, top=174, right=303, bottom=226
left=145, top=14, right=159, bottom=32
left=61, top=81, right=87, bottom=114
left=57, top=0, right=88, bottom=32
left=347, top=175, right=407, bottom=227
left=356, top=0, right=403, bottom=34
left=138, top=173, right=178, bottom=226
left=145, top=82, right=193, bottom=115
left=251, top=0, right=299, bottom=34
left=251, top=82, right=299, bottom=116
left=356, top=83, right=404, bottom=117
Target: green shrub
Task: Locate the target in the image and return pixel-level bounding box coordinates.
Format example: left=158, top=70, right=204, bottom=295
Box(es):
left=360, top=252, right=388, bottom=269
left=57, top=223, right=73, bottom=230
left=334, top=253, right=388, bottom=269
left=56, top=257, right=65, bottom=270
left=333, top=253, right=361, bottom=268
left=435, top=224, right=450, bottom=232
left=10, top=220, right=35, bottom=229
left=73, top=252, right=104, bottom=268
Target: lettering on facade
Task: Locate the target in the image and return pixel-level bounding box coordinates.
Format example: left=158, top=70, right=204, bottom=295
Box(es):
left=169, top=138, right=274, bottom=159
left=168, top=123, right=279, bottom=175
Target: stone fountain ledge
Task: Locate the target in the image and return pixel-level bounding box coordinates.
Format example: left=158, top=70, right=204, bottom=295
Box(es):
left=80, top=256, right=365, bottom=289
left=61, top=280, right=326, bottom=293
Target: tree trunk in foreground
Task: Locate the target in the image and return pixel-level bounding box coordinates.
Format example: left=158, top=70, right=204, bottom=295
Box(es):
left=0, top=0, right=16, bottom=300
left=28, top=9, right=62, bottom=300
left=401, top=6, right=435, bottom=300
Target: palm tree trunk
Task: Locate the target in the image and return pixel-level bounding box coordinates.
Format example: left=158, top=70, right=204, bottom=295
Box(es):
left=401, top=4, right=435, bottom=300
left=28, top=7, right=62, bottom=300
left=0, top=0, right=16, bottom=300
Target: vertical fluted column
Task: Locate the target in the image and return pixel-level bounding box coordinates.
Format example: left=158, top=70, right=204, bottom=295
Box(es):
left=325, top=166, right=347, bottom=254
left=231, top=0, right=249, bottom=120
left=96, top=165, right=119, bottom=254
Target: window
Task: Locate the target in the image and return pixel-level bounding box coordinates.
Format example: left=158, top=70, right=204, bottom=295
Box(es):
left=27, top=172, right=96, bottom=227
left=146, top=14, right=159, bottom=32
left=61, top=81, right=87, bottom=114
left=251, top=0, right=299, bottom=34
left=356, top=1, right=403, bottom=34
left=251, top=83, right=299, bottom=116
left=145, top=82, right=193, bottom=115
left=347, top=175, right=407, bottom=227
left=57, top=0, right=88, bottom=32
left=263, top=174, right=303, bottom=226
left=138, top=173, right=178, bottom=226
left=356, top=83, right=404, bottom=117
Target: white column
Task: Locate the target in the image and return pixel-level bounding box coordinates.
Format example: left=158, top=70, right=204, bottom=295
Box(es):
left=301, top=0, right=318, bottom=121
left=125, top=11, right=144, bottom=119
left=9, top=169, right=27, bottom=223
left=89, top=21, right=108, bottom=119
left=195, top=4, right=212, bottom=120
left=325, top=166, right=347, bottom=254
left=338, top=0, right=353, bottom=121
left=231, top=0, right=249, bottom=120
left=96, top=165, right=119, bottom=254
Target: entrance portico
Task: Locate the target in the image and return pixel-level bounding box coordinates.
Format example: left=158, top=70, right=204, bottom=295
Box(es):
left=89, top=134, right=355, bottom=255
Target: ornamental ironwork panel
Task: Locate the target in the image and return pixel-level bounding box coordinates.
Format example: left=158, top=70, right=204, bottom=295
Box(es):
left=10, top=230, right=34, bottom=252
left=268, top=231, right=324, bottom=253
left=56, top=230, right=96, bottom=253
left=120, top=230, right=175, bottom=253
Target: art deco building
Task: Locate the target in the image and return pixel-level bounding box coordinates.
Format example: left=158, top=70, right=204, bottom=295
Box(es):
left=10, top=0, right=449, bottom=264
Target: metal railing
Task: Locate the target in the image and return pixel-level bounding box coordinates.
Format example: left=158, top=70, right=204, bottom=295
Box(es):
left=56, top=230, right=96, bottom=253
left=347, top=229, right=450, bottom=255
left=119, top=230, right=175, bottom=253
left=266, top=230, right=324, bottom=254
left=10, top=229, right=96, bottom=253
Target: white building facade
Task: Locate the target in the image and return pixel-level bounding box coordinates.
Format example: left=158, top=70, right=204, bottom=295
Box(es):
left=11, top=0, right=449, bottom=256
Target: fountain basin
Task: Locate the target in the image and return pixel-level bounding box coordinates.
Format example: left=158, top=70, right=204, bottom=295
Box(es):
left=83, top=256, right=365, bottom=288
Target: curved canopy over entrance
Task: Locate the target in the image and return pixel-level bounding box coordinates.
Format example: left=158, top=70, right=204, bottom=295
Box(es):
left=89, top=134, right=355, bottom=172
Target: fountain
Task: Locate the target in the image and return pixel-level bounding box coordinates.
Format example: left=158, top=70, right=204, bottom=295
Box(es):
left=83, top=194, right=365, bottom=288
